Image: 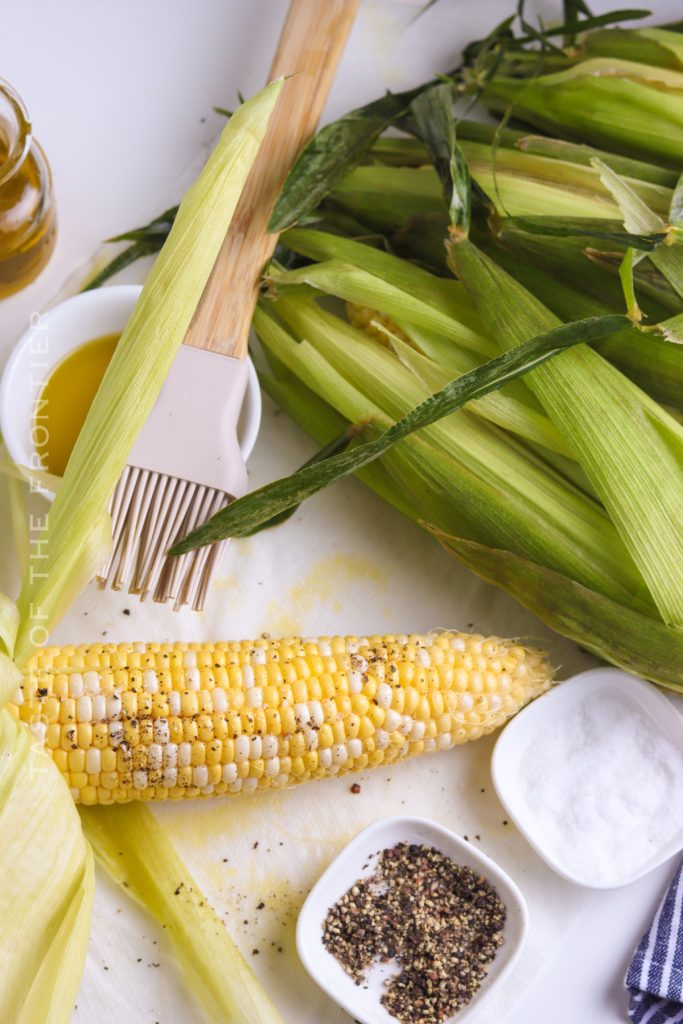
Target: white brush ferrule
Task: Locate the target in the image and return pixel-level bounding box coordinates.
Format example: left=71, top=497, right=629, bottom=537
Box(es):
left=128, top=347, right=249, bottom=498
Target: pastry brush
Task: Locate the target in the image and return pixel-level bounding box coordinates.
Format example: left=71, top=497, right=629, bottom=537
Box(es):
left=97, top=0, right=359, bottom=610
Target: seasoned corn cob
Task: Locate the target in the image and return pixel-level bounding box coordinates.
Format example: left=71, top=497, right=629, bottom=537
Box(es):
left=9, top=632, right=551, bottom=804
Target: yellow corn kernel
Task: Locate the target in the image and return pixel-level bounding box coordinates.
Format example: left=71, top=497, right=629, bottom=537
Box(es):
left=101, top=748, right=117, bottom=773
left=280, top=705, right=296, bottom=735
left=332, top=720, right=346, bottom=744
left=206, top=740, right=222, bottom=766
left=318, top=724, right=334, bottom=749
left=358, top=717, right=375, bottom=741
left=182, top=719, right=198, bottom=743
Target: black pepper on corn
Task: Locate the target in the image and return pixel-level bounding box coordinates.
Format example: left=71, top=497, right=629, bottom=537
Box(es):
left=322, top=843, right=506, bottom=1024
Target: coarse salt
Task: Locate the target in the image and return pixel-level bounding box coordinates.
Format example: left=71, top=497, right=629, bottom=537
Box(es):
left=518, top=690, right=683, bottom=885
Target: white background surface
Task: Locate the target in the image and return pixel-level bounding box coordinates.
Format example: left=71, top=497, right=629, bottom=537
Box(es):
left=2, top=2, right=682, bottom=1023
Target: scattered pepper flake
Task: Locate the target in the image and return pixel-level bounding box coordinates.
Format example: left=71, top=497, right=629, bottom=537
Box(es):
left=350, top=783, right=362, bottom=794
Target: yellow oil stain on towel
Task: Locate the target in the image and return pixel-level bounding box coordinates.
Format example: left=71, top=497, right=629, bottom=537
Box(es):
left=265, top=552, right=388, bottom=635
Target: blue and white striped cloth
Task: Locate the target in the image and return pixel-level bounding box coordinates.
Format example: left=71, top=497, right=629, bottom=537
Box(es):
left=626, top=860, right=683, bottom=1024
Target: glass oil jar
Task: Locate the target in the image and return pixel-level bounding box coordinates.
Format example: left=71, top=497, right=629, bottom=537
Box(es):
left=0, top=79, right=56, bottom=298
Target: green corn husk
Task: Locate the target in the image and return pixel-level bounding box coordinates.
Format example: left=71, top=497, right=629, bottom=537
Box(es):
left=372, top=123, right=680, bottom=187
left=582, top=26, right=683, bottom=69
left=269, top=249, right=574, bottom=458
left=321, top=159, right=682, bottom=408
left=0, top=708, right=94, bottom=1024
left=434, top=532, right=683, bottom=689
left=474, top=231, right=683, bottom=409
left=254, top=306, right=683, bottom=690
left=275, top=227, right=492, bottom=354
left=371, top=318, right=573, bottom=457
left=81, top=805, right=283, bottom=1024
left=483, top=220, right=680, bottom=316
left=449, top=238, right=683, bottom=627
left=592, top=158, right=683, bottom=301
left=331, top=159, right=652, bottom=228
left=481, top=58, right=683, bottom=168
left=277, top=221, right=683, bottom=414
left=255, top=296, right=649, bottom=609
left=332, top=136, right=675, bottom=226
left=459, top=139, right=673, bottom=215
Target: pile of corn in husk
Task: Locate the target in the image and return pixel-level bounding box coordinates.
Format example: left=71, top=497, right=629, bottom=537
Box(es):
left=241, top=18, right=683, bottom=690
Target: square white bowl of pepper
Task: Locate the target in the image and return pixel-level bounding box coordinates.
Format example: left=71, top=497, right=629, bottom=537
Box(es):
left=296, top=815, right=528, bottom=1024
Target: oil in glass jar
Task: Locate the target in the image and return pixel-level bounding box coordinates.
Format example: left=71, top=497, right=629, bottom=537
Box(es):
left=0, top=78, right=56, bottom=298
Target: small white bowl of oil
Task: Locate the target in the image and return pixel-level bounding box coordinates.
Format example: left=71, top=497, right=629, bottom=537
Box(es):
left=296, top=815, right=528, bottom=1024
left=0, top=284, right=261, bottom=495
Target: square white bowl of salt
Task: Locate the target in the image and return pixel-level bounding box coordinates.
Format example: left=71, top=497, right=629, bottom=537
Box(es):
left=296, top=816, right=528, bottom=1024
left=491, top=668, right=683, bottom=889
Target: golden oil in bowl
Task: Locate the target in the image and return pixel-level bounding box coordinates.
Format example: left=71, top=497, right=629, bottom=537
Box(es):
left=36, top=334, right=118, bottom=476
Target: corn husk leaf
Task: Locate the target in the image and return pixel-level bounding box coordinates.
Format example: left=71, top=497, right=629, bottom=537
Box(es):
left=171, top=311, right=630, bottom=552
left=482, top=59, right=683, bottom=167
left=458, top=139, right=674, bottom=216
left=372, top=125, right=678, bottom=187
left=479, top=219, right=680, bottom=315
left=13, top=80, right=283, bottom=663
left=260, top=366, right=431, bottom=530
left=503, top=216, right=666, bottom=251
left=333, top=163, right=629, bottom=223
left=409, top=84, right=473, bottom=234
left=671, top=172, right=683, bottom=223
left=263, top=296, right=650, bottom=603
left=511, top=132, right=678, bottom=186
left=474, top=230, right=683, bottom=408
left=584, top=27, right=683, bottom=69
left=434, top=530, right=683, bottom=691
left=450, top=238, right=683, bottom=627
left=373, top=319, right=571, bottom=455
left=80, top=804, right=284, bottom=1024
left=657, top=312, right=683, bottom=343
left=267, top=73, right=460, bottom=232
left=593, top=158, right=683, bottom=301
left=0, top=704, right=94, bottom=1022
left=245, top=423, right=358, bottom=535
left=268, top=260, right=494, bottom=358
left=281, top=227, right=483, bottom=330
left=264, top=328, right=572, bottom=563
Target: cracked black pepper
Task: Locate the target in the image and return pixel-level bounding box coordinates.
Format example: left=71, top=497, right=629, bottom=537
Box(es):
left=322, top=842, right=506, bottom=1024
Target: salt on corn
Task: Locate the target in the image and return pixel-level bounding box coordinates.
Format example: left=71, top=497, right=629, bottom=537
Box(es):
left=10, top=632, right=551, bottom=804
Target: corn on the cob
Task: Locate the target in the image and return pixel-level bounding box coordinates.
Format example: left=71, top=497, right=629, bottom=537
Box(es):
left=9, top=632, right=551, bottom=805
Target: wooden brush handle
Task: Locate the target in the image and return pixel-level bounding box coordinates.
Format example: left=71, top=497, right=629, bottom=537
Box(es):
left=184, top=0, right=359, bottom=357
